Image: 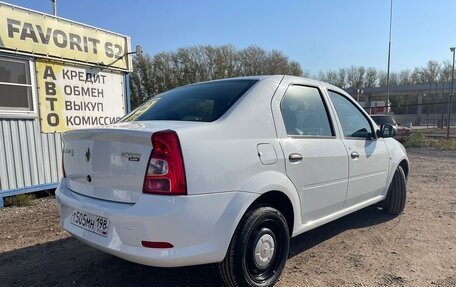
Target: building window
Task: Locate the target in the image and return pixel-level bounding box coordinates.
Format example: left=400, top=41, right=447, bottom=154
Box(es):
left=0, top=57, right=34, bottom=112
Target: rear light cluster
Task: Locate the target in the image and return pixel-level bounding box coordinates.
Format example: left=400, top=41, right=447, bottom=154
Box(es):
left=62, top=143, right=66, bottom=178
left=142, top=130, right=187, bottom=195
left=62, top=160, right=66, bottom=178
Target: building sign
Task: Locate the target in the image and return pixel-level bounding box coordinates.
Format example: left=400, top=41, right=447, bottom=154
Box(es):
left=0, top=2, right=131, bottom=71
left=37, top=60, right=125, bottom=133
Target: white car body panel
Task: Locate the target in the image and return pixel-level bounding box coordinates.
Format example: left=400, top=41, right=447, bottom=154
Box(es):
left=269, top=77, right=350, bottom=224
left=280, top=137, right=349, bottom=223
left=340, top=138, right=389, bottom=208
left=382, top=137, right=409, bottom=193
left=56, top=75, right=408, bottom=267
left=57, top=181, right=258, bottom=267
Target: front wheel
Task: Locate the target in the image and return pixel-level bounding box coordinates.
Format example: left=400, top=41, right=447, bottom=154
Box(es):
left=383, top=165, right=407, bottom=215
left=219, top=206, right=290, bottom=287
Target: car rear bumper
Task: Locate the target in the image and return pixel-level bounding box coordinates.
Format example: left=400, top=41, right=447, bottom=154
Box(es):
left=56, top=179, right=257, bottom=267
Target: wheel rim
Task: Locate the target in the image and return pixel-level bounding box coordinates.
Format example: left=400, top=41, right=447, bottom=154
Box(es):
left=245, top=218, right=286, bottom=283
left=254, top=233, right=275, bottom=269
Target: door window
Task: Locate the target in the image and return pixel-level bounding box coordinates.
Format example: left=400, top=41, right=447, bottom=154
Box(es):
left=280, top=85, right=333, bottom=136
left=328, top=90, right=373, bottom=139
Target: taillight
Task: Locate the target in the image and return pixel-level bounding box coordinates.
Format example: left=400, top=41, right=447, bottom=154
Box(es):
left=62, top=158, right=66, bottom=178
left=143, top=130, right=187, bottom=195
left=62, top=144, right=66, bottom=178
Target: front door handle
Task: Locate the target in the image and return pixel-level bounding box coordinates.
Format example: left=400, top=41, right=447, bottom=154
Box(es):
left=351, top=151, right=360, bottom=159
left=289, top=153, right=303, bottom=162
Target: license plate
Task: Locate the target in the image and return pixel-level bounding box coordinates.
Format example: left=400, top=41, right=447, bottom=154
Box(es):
left=70, top=209, right=110, bottom=237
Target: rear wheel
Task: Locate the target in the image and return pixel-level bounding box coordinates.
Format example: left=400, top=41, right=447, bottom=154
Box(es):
left=219, top=206, right=289, bottom=287
left=383, top=165, right=407, bottom=215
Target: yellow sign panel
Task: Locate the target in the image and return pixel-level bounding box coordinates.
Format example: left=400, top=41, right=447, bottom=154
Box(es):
left=0, top=3, right=131, bottom=71
left=37, top=59, right=126, bottom=133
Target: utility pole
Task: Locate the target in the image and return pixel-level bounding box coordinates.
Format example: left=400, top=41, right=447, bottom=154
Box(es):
left=385, top=0, right=393, bottom=114
left=51, top=0, right=57, bottom=16
left=447, top=47, right=455, bottom=139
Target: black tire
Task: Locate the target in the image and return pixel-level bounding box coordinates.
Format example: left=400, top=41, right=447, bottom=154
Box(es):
left=383, top=165, right=407, bottom=215
left=219, top=206, right=290, bottom=287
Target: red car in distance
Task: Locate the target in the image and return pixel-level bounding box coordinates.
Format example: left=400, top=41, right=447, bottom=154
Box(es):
left=371, top=115, right=411, bottom=142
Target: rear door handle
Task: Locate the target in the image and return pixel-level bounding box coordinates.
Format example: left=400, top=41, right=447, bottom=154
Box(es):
left=351, top=151, right=360, bottom=159
left=289, top=153, right=303, bottom=162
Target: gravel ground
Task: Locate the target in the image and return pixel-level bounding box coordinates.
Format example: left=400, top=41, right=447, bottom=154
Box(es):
left=0, top=148, right=455, bottom=287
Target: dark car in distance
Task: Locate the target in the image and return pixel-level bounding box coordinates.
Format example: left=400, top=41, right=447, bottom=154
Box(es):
left=371, top=115, right=411, bottom=142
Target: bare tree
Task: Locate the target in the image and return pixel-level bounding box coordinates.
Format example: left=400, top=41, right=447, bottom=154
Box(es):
left=390, top=72, right=399, bottom=86
left=439, top=60, right=453, bottom=83
left=264, top=50, right=291, bottom=75
left=421, top=60, right=441, bottom=83
left=290, top=61, right=305, bottom=77
left=364, top=67, right=378, bottom=87
left=378, top=70, right=387, bottom=87
left=315, top=59, right=454, bottom=89
left=129, top=54, right=154, bottom=108
left=410, top=67, right=422, bottom=84
left=318, top=70, right=336, bottom=85
left=398, top=69, right=412, bottom=85
left=335, top=68, right=347, bottom=88
left=131, top=49, right=456, bottom=109
left=347, top=66, right=366, bottom=89
left=237, top=45, right=267, bottom=75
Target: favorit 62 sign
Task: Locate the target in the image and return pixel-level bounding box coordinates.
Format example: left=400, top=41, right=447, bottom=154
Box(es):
left=37, top=60, right=126, bottom=133
left=0, top=2, right=131, bottom=71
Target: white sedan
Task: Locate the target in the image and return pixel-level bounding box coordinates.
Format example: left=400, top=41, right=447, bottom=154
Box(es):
left=56, top=75, right=408, bottom=287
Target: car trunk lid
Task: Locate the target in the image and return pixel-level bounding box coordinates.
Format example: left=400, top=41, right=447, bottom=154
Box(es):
left=62, top=121, right=195, bottom=203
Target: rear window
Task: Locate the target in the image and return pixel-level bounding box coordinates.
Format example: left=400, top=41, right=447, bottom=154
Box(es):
left=122, top=79, right=258, bottom=122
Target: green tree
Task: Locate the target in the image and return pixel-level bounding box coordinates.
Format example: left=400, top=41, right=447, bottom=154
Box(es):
left=129, top=44, right=304, bottom=109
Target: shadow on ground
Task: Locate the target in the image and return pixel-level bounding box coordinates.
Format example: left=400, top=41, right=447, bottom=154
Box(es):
left=289, top=206, right=395, bottom=258
left=0, top=206, right=394, bottom=287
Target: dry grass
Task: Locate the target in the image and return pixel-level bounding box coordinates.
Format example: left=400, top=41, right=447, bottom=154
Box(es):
left=3, top=194, right=35, bottom=207
left=403, top=130, right=456, bottom=150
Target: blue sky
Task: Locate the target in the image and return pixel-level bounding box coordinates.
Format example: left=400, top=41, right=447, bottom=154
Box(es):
left=5, top=0, right=456, bottom=74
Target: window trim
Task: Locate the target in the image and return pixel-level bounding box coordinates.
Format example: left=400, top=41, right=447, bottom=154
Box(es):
left=280, top=84, right=336, bottom=138
left=327, top=89, right=376, bottom=140
left=0, top=55, right=38, bottom=119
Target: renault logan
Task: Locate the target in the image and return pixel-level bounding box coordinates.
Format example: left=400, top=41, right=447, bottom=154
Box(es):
left=56, top=75, right=408, bottom=287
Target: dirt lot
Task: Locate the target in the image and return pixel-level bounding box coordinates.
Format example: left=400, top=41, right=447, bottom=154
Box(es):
left=0, top=148, right=455, bottom=287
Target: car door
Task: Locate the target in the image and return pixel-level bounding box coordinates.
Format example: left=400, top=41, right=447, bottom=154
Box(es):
left=272, top=78, right=349, bottom=225
left=327, top=90, right=390, bottom=208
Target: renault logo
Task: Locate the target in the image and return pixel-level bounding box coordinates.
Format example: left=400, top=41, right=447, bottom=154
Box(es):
left=85, top=147, right=91, bottom=162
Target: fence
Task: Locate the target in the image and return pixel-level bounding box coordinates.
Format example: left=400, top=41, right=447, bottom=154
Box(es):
left=363, top=101, right=456, bottom=137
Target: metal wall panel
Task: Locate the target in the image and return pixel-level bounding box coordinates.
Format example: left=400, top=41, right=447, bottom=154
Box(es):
left=0, top=118, right=62, bottom=192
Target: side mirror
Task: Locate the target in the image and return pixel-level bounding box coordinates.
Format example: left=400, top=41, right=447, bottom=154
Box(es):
left=377, top=124, right=397, bottom=138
